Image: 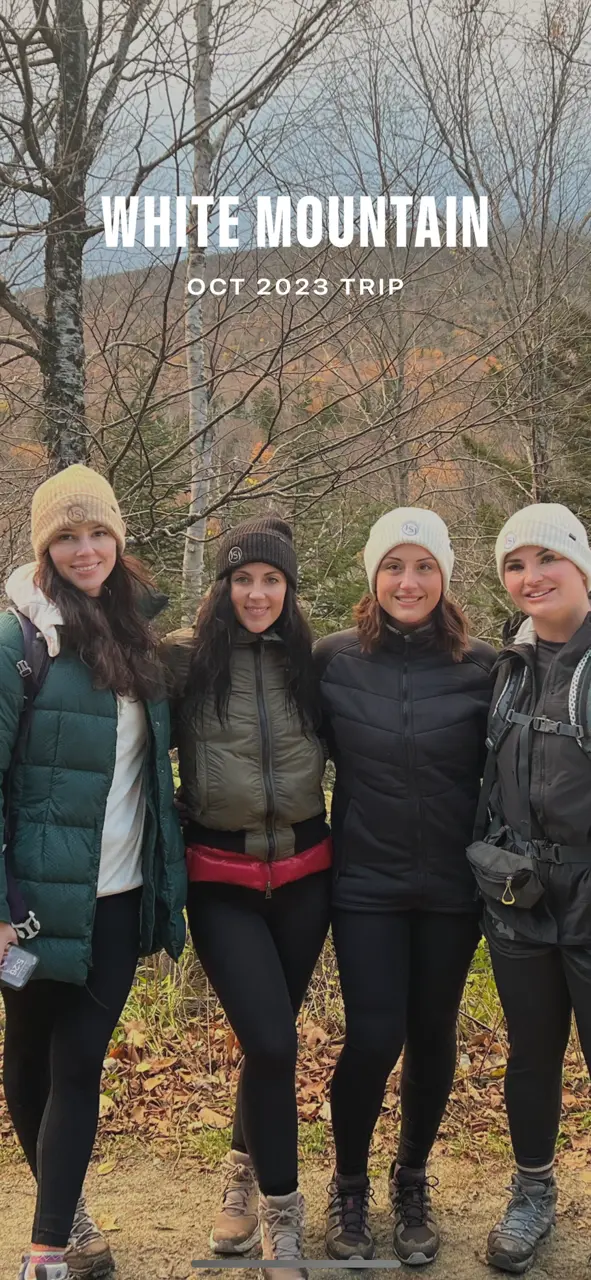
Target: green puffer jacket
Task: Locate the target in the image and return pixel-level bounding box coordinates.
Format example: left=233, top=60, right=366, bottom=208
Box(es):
left=162, top=626, right=327, bottom=858
left=0, top=611, right=187, bottom=983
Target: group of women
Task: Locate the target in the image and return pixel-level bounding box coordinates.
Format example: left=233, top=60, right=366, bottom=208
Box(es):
left=0, top=464, right=590, bottom=1280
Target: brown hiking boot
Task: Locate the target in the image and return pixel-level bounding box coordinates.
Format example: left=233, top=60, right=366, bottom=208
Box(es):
left=259, top=1189, right=307, bottom=1280
left=210, top=1150, right=260, bottom=1255
left=63, top=1192, right=114, bottom=1278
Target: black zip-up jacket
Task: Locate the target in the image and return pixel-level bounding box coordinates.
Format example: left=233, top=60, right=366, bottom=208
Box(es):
left=314, top=622, right=496, bottom=912
left=486, top=612, right=591, bottom=949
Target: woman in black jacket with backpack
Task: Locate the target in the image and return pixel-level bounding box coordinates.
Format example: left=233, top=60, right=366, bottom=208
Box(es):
left=315, top=507, right=495, bottom=1266
left=479, top=503, right=591, bottom=1276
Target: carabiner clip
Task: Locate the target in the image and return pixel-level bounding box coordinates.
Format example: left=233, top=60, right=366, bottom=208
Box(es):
left=501, top=877, right=516, bottom=906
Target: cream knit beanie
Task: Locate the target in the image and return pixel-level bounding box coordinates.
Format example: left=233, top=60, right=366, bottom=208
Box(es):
left=495, top=503, right=591, bottom=587
left=364, top=507, right=455, bottom=593
left=31, top=464, right=126, bottom=560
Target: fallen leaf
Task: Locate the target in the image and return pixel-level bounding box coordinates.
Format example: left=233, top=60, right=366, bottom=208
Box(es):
left=143, top=1074, right=167, bottom=1091
left=124, top=1020, right=147, bottom=1049
left=95, top=1214, right=120, bottom=1233
left=97, top=1160, right=117, bottom=1176
left=304, top=1023, right=329, bottom=1050
left=99, top=1095, right=115, bottom=1117
left=226, top=1030, right=239, bottom=1058
left=199, top=1106, right=230, bottom=1128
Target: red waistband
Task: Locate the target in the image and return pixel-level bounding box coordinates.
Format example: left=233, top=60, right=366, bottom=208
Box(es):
left=185, top=837, right=333, bottom=891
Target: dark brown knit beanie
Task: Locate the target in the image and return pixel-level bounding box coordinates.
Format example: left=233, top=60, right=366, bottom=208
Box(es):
left=215, top=516, right=298, bottom=589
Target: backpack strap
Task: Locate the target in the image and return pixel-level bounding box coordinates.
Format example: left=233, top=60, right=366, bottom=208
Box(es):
left=570, top=647, right=591, bottom=759
left=2, top=611, right=51, bottom=938
left=473, top=663, right=530, bottom=840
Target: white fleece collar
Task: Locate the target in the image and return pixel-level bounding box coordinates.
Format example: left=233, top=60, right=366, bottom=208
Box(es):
left=5, top=563, right=63, bottom=656
left=509, top=616, right=538, bottom=650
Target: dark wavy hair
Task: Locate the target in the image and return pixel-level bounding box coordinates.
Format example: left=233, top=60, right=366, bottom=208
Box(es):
left=36, top=551, right=164, bottom=700
left=186, top=577, right=319, bottom=729
left=354, top=592, right=469, bottom=662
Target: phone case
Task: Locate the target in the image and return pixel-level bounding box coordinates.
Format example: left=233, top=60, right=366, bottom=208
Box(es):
left=0, top=944, right=39, bottom=989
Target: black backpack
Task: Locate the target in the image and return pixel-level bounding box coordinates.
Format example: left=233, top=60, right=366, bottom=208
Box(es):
left=2, top=611, right=52, bottom=938
left=474, top=645, right=591, bottom=842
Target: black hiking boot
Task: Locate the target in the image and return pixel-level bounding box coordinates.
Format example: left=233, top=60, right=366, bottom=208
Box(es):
left=325, top=1173, right=375, bottom=1261
left=486, top=1172, right=557, bottom=1274
left=389, top=1165, right=440, bottom=1265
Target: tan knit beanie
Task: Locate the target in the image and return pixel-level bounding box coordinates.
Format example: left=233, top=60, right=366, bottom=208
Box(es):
left=364, top=507, right=455, bottom=593
left=496, top=503, right=591, bottom=587
left=31, top=465, right=126, bottom=560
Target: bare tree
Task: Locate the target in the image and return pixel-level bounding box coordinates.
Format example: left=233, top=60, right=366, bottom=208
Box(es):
left=403, top=0, right=591, bottom=503
left=0, top=0, right=360, bottom=479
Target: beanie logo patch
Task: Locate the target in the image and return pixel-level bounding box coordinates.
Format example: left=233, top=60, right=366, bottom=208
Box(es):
left=228, top=546, right=243, bottom=566
left=401, top=520, right=419, bottom=536
left=66, top=504, right=87, bottom=524
left=504, top=533, right=517, bottom=550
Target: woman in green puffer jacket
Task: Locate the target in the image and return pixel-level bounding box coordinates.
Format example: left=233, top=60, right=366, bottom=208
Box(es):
left=0, top=465, right=186, bottom=1280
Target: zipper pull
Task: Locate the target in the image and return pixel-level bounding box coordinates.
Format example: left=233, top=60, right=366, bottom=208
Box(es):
left=265, top=880, right=272, bottom=900
left=502, top=876, right=516, bottom=906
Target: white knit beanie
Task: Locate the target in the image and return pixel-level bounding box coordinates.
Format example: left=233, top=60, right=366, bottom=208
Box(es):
left=364, top=507, right=455, bottom=594
left=496, top=503, right=591, bottom=587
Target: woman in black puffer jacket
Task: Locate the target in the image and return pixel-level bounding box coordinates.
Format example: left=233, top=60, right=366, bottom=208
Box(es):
left=315, top=507, right=495, bottom=1267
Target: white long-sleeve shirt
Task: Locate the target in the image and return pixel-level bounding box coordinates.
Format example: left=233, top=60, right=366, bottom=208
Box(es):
left=98, top=695, right=147, bottom=896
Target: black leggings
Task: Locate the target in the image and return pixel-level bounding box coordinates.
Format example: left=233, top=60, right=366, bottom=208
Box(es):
left=2, top=890, right=141, bottom=1247
left=331, top=909, right=480, bottom=1176
left=489, top=936, right=591, bottom=1171
left=187, top=871, right=331, bottom=1196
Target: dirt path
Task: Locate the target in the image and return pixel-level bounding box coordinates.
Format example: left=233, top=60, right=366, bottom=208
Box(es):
left=1, top=1149, right=590, bottom=1280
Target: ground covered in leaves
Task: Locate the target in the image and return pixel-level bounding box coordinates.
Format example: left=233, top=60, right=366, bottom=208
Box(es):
left=1, top=941, right=591, bottom=1276
left=2, top=998, right=589, bottom=1169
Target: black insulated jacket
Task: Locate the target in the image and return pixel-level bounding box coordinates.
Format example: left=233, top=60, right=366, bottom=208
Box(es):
left=314, top=622, right=496, bottom=912
left=486, top=612, right=591, bottom=949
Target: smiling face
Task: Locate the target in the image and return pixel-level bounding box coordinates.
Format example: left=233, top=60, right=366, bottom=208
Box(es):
left=375, top=543, right=443, bottom=627
left=230, top=561, right=288, bottom=633
left=47, top=522, right=118, bottom=597
left=503, top=544, right=591, bottom=641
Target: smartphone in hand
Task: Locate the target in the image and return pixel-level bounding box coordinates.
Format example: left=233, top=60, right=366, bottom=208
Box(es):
left=0, top=944, right=39, bottom=989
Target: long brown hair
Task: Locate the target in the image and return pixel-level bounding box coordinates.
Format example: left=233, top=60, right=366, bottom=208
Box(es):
left=354, top=593, right=469, bottom=662
left=36, top=551, right=164, bottom=700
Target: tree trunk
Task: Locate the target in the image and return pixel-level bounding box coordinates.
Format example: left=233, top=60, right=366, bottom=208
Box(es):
left=181, top=0, right=213, bottom=625
left=42, top=0, right=89, bottom=471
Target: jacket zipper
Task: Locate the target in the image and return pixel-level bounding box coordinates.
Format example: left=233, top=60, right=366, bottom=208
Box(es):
left=402, top=637, right=423, bottom=876
left=253, top=641, right=277, bottom=896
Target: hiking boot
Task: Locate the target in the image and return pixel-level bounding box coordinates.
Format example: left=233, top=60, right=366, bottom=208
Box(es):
left=486, top=1172, right=557, bottom=1274
left=259, top=1189, right=307, bottom=1280
left=389, top=1165, right=440, bottom=1265
left=64, top=1193, right=114, bottom=1278
left=210, top=1150, right=260, bottom=1254
left=325, top=1173, right=375, bottom=1260
left=18, top=1259, right=70, bottom=1280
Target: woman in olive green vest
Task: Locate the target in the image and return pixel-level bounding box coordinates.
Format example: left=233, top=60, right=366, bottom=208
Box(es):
left=162, top=517, right=331, bottom=1280
left=0, top=465, right=186, bottom=1280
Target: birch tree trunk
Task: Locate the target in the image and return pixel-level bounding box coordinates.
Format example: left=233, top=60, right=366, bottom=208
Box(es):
left=181, top=0, right=213, bottom=624
left=42, top=0, right=89, bottom=469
